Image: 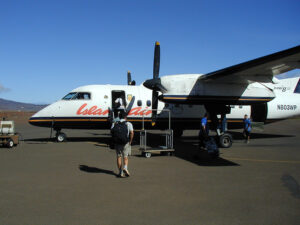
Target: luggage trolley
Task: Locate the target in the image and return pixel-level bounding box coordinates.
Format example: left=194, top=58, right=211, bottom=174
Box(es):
left=139, top=109, right=175, bottom=158
left=0, top=121, right=20, bottom=148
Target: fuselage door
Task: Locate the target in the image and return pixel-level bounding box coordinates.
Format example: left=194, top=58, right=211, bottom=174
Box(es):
left=251, top=103, right=268, bottom=122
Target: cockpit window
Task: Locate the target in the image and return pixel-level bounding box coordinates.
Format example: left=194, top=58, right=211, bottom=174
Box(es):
left=74, top=92, right=91, bottom=100
left=62, top=92, right=77, bottom=100
left=62, top=92, right=91, bottom=100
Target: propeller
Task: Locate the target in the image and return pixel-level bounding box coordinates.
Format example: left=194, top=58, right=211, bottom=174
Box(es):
left=143, top=41, right=167, bottom=124
left=125, top=96, right=135, bottom=115
left=127, top=71, right=136, bottom=85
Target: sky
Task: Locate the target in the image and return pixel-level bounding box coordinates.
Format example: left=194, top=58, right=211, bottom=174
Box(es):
left=0, top=0, right=300, bottom=104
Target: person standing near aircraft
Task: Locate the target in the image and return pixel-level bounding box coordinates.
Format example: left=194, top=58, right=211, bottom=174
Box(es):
left=199, top=113, right=209, bottom=147
left=243, top=114, right=251, bottom=143
left=111, top=112, right=134, bottom=177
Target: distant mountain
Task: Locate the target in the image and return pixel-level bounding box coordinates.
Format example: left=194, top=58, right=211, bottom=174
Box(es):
left=0, top=98, right=47, bottom=111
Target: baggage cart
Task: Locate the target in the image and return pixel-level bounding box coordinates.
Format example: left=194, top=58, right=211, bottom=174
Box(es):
left=0, top=121, right=19, bottom=148
left=139, top=109, right=175, bottom=158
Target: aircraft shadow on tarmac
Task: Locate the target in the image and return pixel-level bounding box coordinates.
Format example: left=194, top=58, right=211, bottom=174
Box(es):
left=137, top=132, right=240, bottom=167
left=228, top=131, right=295, bottom=140
left=24, top=136, right=112, bottom=145
left=23, top=131, right=294, bottom=167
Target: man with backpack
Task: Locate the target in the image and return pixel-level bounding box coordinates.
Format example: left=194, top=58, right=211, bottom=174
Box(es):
left=111, top=112, right=134, bottom=178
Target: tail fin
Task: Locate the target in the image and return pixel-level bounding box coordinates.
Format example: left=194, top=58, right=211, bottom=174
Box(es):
left=294, top=78, right=300, bottom=93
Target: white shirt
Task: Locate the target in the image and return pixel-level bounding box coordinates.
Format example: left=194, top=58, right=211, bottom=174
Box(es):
left=111, top=119, right=133, bottom=137
left=115, top=98, right=125, bottom=109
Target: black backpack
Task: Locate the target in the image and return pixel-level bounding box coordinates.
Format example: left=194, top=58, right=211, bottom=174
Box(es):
left=111, top=121, right=129, bottom=144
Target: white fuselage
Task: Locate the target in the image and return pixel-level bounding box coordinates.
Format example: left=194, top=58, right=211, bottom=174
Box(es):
left=29, top=76, right=300, bottom=130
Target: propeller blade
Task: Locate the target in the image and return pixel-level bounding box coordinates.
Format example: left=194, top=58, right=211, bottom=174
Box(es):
left=127, top=71, right=132, bottom=85
left=152, top=91, right=158, bottom=122
left=153, top=41, right=160, bottom=79
left=125, top=96, right=135, bottom=115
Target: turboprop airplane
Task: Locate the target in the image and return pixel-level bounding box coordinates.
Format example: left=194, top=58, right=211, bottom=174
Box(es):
left=29, top=42, right=300, bottom=147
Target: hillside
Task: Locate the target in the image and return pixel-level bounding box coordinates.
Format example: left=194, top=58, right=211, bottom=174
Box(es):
left=0, top=98, right=47, bottom=111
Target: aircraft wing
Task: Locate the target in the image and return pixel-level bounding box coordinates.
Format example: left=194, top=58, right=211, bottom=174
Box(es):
left=199, top=45, right=300, bottom=83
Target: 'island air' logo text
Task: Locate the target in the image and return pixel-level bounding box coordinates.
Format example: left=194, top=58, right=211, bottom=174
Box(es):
left=277, top=105, right=297, bottom=110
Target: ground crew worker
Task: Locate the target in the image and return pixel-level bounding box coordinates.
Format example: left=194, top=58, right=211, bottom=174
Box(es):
left=199, top=113, right=209, bottom=148
left=243, top=114, right=251, bottom=143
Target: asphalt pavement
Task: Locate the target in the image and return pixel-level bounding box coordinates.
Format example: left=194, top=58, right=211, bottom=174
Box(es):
left=0, top=119, right=299, bottom=225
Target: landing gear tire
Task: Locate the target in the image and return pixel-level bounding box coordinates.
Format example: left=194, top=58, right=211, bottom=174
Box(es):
left=7, top=139, right=14, bottom=148
left=56, top=132, right=66, bottom=142
left=218, top=133, right=232, bottom=148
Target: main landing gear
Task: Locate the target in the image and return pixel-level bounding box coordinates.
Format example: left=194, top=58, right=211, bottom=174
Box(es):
left=218, top=132, right=232, bottom=148
left=205, top=104, right=233, bottom=148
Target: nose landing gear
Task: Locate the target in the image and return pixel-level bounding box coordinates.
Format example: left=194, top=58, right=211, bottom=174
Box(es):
left=55, top=129, right=67, bottom=142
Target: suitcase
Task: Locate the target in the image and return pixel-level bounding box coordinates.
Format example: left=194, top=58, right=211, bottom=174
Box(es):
left=205, top=137, right=219, bottom=158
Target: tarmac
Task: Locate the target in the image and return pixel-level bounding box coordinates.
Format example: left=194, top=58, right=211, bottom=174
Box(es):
left=0, top=119, right=300, bottom=225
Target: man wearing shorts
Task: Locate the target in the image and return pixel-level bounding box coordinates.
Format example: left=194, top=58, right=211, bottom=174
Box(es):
left=111, top=112, right=134, bottom=177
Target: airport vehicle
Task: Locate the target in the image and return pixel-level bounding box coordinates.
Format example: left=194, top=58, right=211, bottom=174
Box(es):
left=29, top=43, right=300, bottom=146
left=0, top=121, right=19, bottom=148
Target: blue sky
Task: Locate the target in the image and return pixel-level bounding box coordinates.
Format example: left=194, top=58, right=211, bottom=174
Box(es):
left=1, top=0, right=300, bottom=104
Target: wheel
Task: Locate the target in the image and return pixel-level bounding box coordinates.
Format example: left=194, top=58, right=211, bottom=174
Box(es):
left=219, top=133, right=232, bottom=148
left=56, top=133, right=66, bottom=142
left=144, top=152, right=151, bottom=158
left=7, top=139, right=14, bottom=148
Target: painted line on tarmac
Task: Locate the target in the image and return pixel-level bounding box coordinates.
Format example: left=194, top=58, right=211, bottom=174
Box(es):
left=224, top=157, right=300, bottom=164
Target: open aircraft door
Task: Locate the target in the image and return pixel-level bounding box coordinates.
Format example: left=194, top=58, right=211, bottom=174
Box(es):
left=111, top=90, right=126, bottom=108
left=251, top=103, right=268, bottom=122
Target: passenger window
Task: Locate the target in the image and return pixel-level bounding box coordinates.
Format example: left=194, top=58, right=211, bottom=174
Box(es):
left=146, top=100, right=151, bottom=107
left=137, top=100, right=142, bottom=106
left=239, top=105, right=243, bottom=109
